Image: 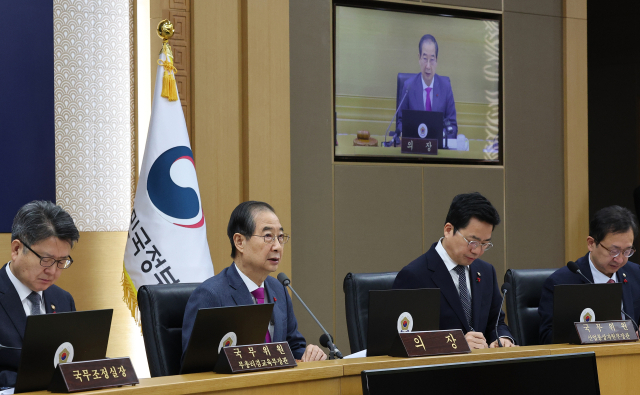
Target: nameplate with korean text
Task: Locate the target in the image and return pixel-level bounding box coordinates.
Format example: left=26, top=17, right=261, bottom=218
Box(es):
left=574, top=320, right=638, bottom=344
left=48, top=358, right=138, bottom=393
left=215, top=342, right=297, bottom=374
left=401, top=138, right=438, bottom=155
left=389, top=330, right=470, bottom=358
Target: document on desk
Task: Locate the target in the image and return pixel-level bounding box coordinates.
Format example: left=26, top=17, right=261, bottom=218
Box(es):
left=343, top=349, right=367, bottom=359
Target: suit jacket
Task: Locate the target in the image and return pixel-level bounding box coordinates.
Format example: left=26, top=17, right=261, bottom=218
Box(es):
left=393, top=243, right=512, bottom=344
left=397, top=73, right=458, bottom=137
left=0, top=263, right=75, bottom=387
left=181, top=264, right=307, bottom=361
left=538, top=253, right=640, bottom=344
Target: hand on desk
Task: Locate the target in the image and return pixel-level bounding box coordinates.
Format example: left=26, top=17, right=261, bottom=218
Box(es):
left=464, top=331, right=488, bottom=349
left=489, top=338, right=516, bottom=348
left=300, top=344, right=327, bottom=362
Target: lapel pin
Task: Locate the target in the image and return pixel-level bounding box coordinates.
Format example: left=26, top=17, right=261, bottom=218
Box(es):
left=623, top=273, right=627, bottom=277
left=51, top=304, right=56, bottom=313
left=273, top=297, right=277, bottom=302
left=476, top=272, right=481, bottom=282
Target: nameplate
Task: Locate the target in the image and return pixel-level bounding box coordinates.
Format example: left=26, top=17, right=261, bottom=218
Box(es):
left=215, top=342, right=297, bottom=374
left=48, top=358, right=138, bottom=393
left=401, top=138, right=438, bottom=155
left=389, top=330, right=470, bottom=358
left=574, top=320, right=639, bottom=344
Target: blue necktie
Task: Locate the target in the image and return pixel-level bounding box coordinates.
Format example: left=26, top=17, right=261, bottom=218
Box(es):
left=27, top=291, right=42, bottom=316
left=454, top=265, right=473, bottom=330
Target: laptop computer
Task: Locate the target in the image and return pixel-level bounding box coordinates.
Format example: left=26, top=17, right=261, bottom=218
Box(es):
left=367, top=288, right=440, bottom=357
left=14, top=309, right=113, bottom=393
left=402, top=110, right=445, bottom=149
left=553, top=283, right=622, bottom=344
left=180, top=303, right=274, bottom=374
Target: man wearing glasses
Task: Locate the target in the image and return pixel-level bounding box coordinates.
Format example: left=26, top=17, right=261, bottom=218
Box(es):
left=181, top=201, right=326, bottom=363
left=538, top=205, right=640, bottom=344
left=393, top=192, right=515, bottom=349
left=0, top=201, right=79, bottom=388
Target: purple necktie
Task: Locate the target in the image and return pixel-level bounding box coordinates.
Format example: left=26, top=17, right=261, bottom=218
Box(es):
left=425, top=87, right=432, bottom=111
left=251, top=288, right=272, bottom=343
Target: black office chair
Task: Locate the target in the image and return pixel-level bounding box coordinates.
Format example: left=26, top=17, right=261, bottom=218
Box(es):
left=343, top=272, right=398, bottom=353
left=503, top=269, right=555, bottom=346
left=137, top=283, right=200, bottom=377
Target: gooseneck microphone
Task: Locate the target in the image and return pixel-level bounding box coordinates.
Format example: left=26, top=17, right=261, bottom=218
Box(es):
left=383, top=87, right=410, bottom=147
left=0, top=343, right=21, bottom=350
left=277, top=272, right=343, bottom=359
left=566, top=261, right=639, bottom=332
left=495, top=283, right=511, bottom=347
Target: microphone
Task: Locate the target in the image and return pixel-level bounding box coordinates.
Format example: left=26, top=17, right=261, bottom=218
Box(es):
left=0, top=343, right=20, bottom=350
left=495, top=283, right=511, bottom=347
left=383, top=87, right=410, bottom=147
left=566, top=261, right=639, bottom=332
left=277, top=272, right=343, bottom=359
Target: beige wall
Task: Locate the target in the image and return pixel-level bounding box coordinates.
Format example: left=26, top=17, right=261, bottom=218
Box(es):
left=291, top=0, right=587, bottom=354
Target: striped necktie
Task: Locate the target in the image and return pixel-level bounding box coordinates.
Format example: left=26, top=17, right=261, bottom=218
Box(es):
left=454, top=265, right=472, bottom=329
left=27, top=291, right=42, bottom=316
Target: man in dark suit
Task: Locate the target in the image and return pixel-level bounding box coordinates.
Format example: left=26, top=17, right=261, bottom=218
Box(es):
left=396, top=34, right=458, bottom=138
left=182, top=201, right=326, bottom=362
left=539, top=206, right=640, bottom=344
left=0, top=201, right=79, bottom=388
left=393, top=193, right=514, bottom=349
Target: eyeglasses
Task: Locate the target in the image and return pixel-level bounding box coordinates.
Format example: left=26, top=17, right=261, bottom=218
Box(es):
left=18, top=239, right=73, bottom=269
left=250, top=234, right=291, bottom=245
left=599, top=243, right=635, bottom=258
left=458, top=231, right=493, bottom=251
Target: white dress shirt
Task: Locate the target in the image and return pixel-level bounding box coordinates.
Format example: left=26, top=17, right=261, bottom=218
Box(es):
left=6, top=261, right=46, bottom=316
left=234, top=263, right=274, bottom=340
left=436, top=239, right=472, bottom=302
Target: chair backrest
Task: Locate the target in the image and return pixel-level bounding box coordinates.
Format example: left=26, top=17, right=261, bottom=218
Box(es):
left=396, top=73, right=414, bottom=111
left=503, top=269, right=555, bottom=346
left=343, top=272, right=398, bottom=354
left=137, top=283, right=200, bottom=377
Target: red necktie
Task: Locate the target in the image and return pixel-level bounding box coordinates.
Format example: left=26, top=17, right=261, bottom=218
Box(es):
left=425, top=87, right=432, bottom=111
left=251, top=288, right=272, bottom=343
left=607, top=279, right=615, bottom=284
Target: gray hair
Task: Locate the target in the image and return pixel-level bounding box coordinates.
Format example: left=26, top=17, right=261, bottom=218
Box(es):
left=11, top=201, right=80, bottom=250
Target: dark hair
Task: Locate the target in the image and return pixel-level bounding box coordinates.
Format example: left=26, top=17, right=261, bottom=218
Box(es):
left=11, top=201, right=80, bottom=250
left=227, top=201, right=276, bottom=258
left=589, top=205, right=638, bottom=244
left=445, top=192, right=501, bottom=233
left=419, top=34, right=439, bottom=58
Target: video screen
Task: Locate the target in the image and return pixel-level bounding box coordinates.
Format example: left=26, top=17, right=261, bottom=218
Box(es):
left=334, top=1, right=502, bottom=164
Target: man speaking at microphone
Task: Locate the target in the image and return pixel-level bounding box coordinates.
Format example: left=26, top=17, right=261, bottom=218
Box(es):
left=396, top=34, right=458, bottom=137
left=181, top=201, right=326, bottom=362
left=538, top=206, right=640, bottom=344
left=393, top=193, right=515, bottom=349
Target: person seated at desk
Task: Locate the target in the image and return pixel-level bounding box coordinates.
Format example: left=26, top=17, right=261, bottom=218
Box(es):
left=0, top=201, right=79, bottom=388
left=396, top=34, right=458, bottom=138
left=181, top=201, right=326, bottom=362
left=393, top=192, right=515, bottom=349
left=539, top=206, right=640, bottom=344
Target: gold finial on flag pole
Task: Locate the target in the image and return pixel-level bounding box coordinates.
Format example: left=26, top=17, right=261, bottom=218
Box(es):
left=156, top=19, right=178, bottom=101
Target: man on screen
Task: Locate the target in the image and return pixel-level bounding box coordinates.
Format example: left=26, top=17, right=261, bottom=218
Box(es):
left=538, top=206, right=640, bottom=344
left=0, top=201, right=79, bottom=388
left=182, top=201, right=326, bottom=362
left=393, top=193, right=515, bottom=349
left=396, top=34, right=458, bottom=138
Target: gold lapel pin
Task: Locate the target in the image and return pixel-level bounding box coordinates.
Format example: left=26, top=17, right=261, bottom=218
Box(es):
left=51, top=304, right=56, bottom=310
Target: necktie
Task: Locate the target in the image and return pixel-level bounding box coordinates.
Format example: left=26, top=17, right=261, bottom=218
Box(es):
left=607, top=279, right=615, bottom=284
left=27, top=291, right=42, bottom=316
left=425, top=87, right=432, bottom=111
left=251, top=288, right=272, bottom=343
left=454, top=265, right=472, bottom=329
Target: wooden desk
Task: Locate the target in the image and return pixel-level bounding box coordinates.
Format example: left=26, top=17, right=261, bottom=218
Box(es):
left=24, top=342, right=640, bottom=394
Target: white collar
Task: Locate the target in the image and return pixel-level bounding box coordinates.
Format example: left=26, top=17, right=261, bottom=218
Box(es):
left=588, top=253, right=618, bottom=283
left=436, top=238, right=465, bottom=273
left=6, top=261, right=43, bottom=302
left=233, top=262, right=264, bottom=293
left=421, top=74, right=435, bottom=90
